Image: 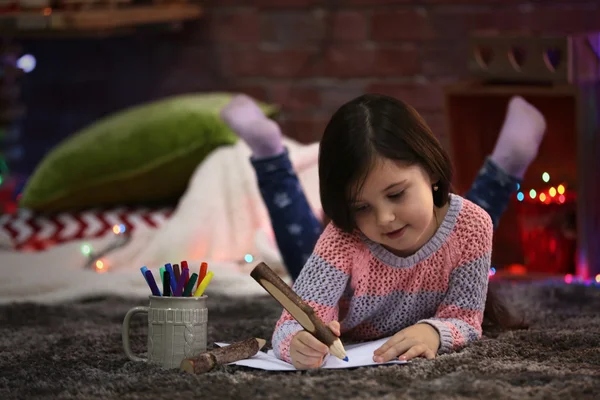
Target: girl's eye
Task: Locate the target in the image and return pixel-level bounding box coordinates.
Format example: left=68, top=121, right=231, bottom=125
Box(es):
left=388, top=191, right=404, bottom=199
left=354, top=204, right=369, bottom=213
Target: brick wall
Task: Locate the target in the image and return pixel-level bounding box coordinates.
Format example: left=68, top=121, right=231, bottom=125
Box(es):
left=14, top=0, right=600, bottom=174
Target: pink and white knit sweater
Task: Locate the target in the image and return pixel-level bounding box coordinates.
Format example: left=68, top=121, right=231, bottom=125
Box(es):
left=272, top=194, right=493, bottom=363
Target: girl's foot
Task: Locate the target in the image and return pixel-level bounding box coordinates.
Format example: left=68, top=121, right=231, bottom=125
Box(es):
left=490, top=96, right=547, bottom=179
left=220, top=94, right=285, bottom=159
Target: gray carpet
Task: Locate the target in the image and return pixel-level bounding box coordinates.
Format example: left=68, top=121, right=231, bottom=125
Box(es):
left=0, top=281, right=599, bottom=400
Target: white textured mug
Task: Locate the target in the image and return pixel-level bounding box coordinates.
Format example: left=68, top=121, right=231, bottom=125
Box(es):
left=122, top=295, right=208, bottom=369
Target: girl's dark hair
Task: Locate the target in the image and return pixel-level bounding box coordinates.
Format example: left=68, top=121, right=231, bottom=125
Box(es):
left=318, top=93, right=452, bottom=233
left=318, top=93, right=527, bottom=332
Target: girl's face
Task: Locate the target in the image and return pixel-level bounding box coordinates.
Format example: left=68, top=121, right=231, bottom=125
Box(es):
left=351, top=157, right=440, bottom=257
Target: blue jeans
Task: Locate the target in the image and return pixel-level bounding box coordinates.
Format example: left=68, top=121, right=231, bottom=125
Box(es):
left=251, top=151, right=519, bottom=281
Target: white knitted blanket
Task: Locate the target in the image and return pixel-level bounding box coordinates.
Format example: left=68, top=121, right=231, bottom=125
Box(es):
left=0, top=138, right=322, bottom=304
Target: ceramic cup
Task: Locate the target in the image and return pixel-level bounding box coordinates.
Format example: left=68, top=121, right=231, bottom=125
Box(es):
left=122, top=295, right=208, bottom=369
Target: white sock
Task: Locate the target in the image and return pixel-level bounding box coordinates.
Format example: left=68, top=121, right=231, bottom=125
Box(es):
left=220, top=94, right=285, bottom=159
left=490, top=96, right=547, bottom=179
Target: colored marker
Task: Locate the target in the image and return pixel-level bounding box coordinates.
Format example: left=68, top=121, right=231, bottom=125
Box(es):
left=140, top=266, right=150, bottom=284
left=194, top=271, right=214, bottom=297
left=198, top=262, right=208, bottom=287
left=159, top=267, right=166, bottom=285
left=182, top=273, right=198, bottom=297
left=164, top=263, right=177, bottom=293
left=144, top=270, right=161, bottom=296
left=174, top=267, right=189, bottom=297
left=163, top=270, right=171, bottom=296
left=173, top=263, right=181, bottom=281
left=181, top=262, right=190, bottom=285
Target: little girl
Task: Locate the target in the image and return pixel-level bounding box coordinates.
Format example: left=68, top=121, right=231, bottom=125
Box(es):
left=271, top=94, right=495, bottom=369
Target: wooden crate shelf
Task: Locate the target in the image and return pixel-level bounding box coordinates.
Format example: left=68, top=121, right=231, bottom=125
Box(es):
left=444, top=79, right=600, bottom=279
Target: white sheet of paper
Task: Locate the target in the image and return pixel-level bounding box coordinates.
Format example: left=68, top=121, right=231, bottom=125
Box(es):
left=215, top=336, right=408, bottom=371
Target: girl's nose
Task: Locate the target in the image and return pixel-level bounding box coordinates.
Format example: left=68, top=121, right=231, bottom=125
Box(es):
left=376, top=208, right=396, bottom=225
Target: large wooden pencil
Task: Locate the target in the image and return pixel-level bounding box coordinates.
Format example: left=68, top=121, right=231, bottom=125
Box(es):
left=180, top=338, right=266, bottom=374
left=250, top=262, right=348, bottom=361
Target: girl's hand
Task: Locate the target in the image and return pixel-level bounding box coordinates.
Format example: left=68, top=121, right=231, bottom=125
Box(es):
left=290, top=321, right=341, bottom=369
left=373, top=323, right=440, bottom=363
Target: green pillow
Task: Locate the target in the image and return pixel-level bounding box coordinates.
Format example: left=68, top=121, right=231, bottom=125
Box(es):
left=20, top=92, right=278, bottom=212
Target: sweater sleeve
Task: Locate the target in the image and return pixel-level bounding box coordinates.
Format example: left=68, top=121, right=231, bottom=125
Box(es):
left=418, top=201, right=493, bottom=354
left=271, top=223, right=355, bottom=363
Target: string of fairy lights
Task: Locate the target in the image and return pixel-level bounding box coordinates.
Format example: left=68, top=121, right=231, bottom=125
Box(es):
left=80, top=224, right=131, bottom=272
left=515, top=171, right=568, bottom=205
left=80, top=223, right=256, bottom=273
